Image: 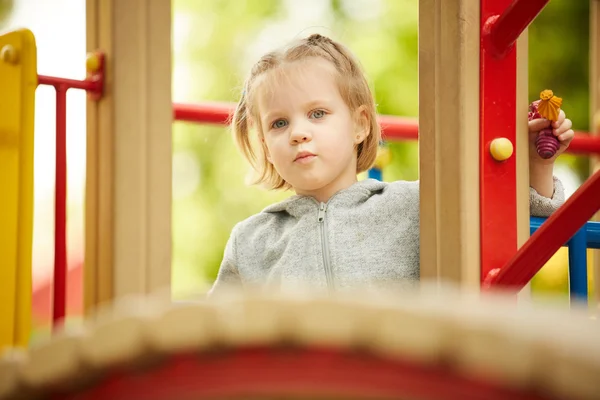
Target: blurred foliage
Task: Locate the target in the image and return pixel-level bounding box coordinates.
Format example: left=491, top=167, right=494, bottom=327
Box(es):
left=528, top=1, right=594, bottom=295
left=170, top=0, right=595, bottom=299
left=530, top=248, right=596, bottom=305
left=0, top=0, right=13, bottom=27
left=529, top=0, right=591, bottom=181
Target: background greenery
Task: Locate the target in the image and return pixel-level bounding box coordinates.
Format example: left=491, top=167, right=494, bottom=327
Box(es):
left=170, top=0, right=595, bottom=300
left=0, top=0, right=594, bottom=300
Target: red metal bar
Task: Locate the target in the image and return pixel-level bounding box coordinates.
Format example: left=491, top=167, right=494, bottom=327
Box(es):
left=173, top=102, right=600, bottom=153
left=479, top=0, right=519, bottom=285
left=38, top=75, right=101, bottom=92
left=484, top=168, right=600, bottom=290
left=486, top=0, right=550, bottom=58
left=53, top=84, right=68, bottom=327
left=36, top=54, right=104, bottom=330
left=174, top=101, right=233, bottom=125
left=173, top=102, right=420, bottom=141
left=569, top=133, right=600, bottom=154
left=379, top=116, right=419, bottom=141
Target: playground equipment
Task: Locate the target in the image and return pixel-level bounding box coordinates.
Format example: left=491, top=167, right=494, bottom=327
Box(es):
left=1, top=0, right=600, bottom=398
left=1, top=285, right=599, bottom=400
left=0, top=28, right=36, bottom=351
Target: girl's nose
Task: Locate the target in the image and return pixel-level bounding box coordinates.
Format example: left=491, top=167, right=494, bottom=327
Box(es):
left=290, top=129, right=312, bottom=144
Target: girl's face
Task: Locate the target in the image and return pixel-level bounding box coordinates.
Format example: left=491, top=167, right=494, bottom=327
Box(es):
left=257, top=58, right=368, bottom=203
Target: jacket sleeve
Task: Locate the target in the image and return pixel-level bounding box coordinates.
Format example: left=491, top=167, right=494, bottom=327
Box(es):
left=207, top=226, right=243, bottom=297
left=530, top=176, right=566, bottom=217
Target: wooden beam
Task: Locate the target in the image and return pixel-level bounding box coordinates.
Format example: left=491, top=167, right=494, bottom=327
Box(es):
left=418, top=0, right=481, bottom=287
left=417, top=0, right=438, bottom=282
left=85, top=0, right=111, bottom=315
left=516, top=31, right=532, bottom=300
left=85, top=0, right=172, bottom=314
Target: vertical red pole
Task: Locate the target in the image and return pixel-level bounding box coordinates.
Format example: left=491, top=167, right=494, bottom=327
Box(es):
left=479, top=1, right=518, bottom=283
left=53, top=85, right=67, bottom=327
left=480, top=0, right=551, bottom=285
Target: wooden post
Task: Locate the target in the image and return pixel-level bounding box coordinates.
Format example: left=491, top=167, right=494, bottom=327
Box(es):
left=516, top=31, right=532, bottom=300
left=85, top=0, right=172, bottom=314
left=591, top=0, right=600, bottom=306
left=418, top=0, right=481, bottom=287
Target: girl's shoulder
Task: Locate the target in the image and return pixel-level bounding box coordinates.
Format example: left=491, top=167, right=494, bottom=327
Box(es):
left=377, top=179, right=420, bottom=205
left=345, top=179, right=420, bottom=220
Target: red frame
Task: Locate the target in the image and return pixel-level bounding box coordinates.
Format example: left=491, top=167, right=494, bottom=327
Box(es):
left=484, top=168, right=600, bottom=289
left=46, top=348, right=552, bottom=400
left=479, top=0, right=518, bottom=284
left=487, top=0, right=550, bottom=58
left=479, top=0, right=551, bottom=284
left=36, top=55, right=104, bottom=329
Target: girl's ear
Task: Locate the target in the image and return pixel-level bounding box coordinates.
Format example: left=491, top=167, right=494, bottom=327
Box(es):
left=353, top=105, right=370, bottom=145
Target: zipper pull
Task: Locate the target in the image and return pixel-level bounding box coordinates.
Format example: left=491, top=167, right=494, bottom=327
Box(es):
left=317, top=202, right=327, bottom=222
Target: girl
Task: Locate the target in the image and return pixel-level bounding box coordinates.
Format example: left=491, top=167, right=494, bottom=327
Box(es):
left=209, top=33, right=574, bottom=295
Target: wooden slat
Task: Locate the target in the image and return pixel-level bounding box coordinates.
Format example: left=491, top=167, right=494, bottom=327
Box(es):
left=144, top=0, right=173, bottom=293
left=418, top=0, right=438, bottom=281
left=591, top=0, right=600, bottom=306
left=418, top=0, right=481, bottom=286
left=84, top=0, right=99, bottom=315
left=516, top=31, right=532, bottom=300
left=85, top=0, right=115, bottom=314
left=111, top=0, right=172, bottom=297
left=84, top=0, right=172, bottom=315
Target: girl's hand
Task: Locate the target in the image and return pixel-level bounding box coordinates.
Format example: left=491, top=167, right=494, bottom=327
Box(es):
left=528, top=109, right=574, bottom=165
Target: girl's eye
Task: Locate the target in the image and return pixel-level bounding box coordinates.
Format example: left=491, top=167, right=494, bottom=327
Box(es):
left=271, top=119, right=288, bottom=129
left=310, top=109, right=326, bottom=119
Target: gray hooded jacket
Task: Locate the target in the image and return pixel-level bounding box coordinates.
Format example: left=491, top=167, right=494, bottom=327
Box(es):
left=209, top=177, right=565, bottom=295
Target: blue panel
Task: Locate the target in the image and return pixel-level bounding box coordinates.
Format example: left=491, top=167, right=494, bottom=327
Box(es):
left=567, top=228, right=588, bottom=303
left=368, top=168, right=383, bottom=181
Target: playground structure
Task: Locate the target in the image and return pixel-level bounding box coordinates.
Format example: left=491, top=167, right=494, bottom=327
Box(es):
left=1, top=0, right=600, bottom=398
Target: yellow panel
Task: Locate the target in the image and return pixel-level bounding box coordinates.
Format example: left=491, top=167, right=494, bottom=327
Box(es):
left=0, top=29, right=37, bottom=351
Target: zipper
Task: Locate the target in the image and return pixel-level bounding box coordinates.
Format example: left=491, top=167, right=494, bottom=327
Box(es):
left=317, top=202, right=334, bottom=292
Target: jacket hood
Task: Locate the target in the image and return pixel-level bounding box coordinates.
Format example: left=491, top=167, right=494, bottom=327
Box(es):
left=261, top=178, right=389, bottom=219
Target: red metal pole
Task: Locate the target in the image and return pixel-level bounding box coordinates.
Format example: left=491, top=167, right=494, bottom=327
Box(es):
left=172, top=102, right=420, bottom=139
left=485, top=0, right=550, bottom=58
left=379, top=116, right=419, bottom=141
left=569, top=133, right=600, bottom=154
left=172, top=102, right=600, bottom=152
left=53, top=85, right=67, bottom=327
left=484, top=168, right=600, bottom=290
left=173, top=101, right=233, bottom=125
left=173, top=102, right=415, bottom=142
left=35, top=54, right=104, bottom=331
left=479, top=0, right=519, bottom=285
left=38, top=75, right=101, bottom=92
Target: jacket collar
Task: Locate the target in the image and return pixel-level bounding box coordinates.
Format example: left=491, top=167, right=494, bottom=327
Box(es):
left=261, top=179, right=388, bottom=218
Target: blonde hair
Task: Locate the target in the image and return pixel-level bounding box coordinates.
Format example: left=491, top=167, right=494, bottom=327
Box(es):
left=232, top=33, right=381, bottom=190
